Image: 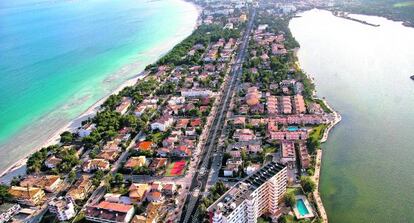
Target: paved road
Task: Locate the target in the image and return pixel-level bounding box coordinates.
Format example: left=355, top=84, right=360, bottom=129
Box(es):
left=179, top=8, right=257, bottom=223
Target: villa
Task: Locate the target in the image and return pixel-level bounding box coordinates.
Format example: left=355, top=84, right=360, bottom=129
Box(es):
left=115, top=97, right=133, bottom=115
left=151, top=114, right=174, bottom=132
left=67, top=175, right=93, bottom=200
left=129, top=183, right=149, bottom=203
left=124, top=156, right=146, bottom=169
left=82, top=159, right=110, bottom=172
left=20, top=175, right=62, bottom=193
left=9, top=186, right=45, bottom=206
left=86, top=201, right=135, bottom=223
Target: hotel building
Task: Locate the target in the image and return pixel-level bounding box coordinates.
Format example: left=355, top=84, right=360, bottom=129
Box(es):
left=207, top=162, right=288, bottom=223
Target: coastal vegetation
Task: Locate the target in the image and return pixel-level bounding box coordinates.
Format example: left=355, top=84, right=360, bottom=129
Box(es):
left=332, top=0, right=414, bottom=26
left=300, top=176, right=316, bottom=194
left=26, top=144, right=79, bottom=174
left=0, top=184, right=11, bottom=204
left=156, top=24, right=240, bottom=66
left=284, top=190, right=296, bottom=207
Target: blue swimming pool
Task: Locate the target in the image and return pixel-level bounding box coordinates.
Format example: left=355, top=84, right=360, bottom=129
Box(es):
left=296, top=199, right=310, bottom=216
left=287, top=126, right=299, bottom=131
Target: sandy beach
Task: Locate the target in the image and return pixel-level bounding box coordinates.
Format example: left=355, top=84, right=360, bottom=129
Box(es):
left=0, top=1, right=201, bottom=184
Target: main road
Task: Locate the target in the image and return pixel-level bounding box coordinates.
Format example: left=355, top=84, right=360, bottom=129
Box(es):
left=179, top=7, right=256, bottom=223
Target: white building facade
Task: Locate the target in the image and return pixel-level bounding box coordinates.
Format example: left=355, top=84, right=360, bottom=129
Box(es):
left=208, top=162, right=287, bottom=223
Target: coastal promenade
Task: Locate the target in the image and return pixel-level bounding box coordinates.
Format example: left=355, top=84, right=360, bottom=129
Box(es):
left=313, top=150, right=328, bottom=223
left=321, top=99, right=341, bottom=143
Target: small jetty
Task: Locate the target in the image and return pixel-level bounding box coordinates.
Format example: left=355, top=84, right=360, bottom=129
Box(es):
left=332, top=11, right=380, bottom=27
left=410, top=75, right=414, bottom=80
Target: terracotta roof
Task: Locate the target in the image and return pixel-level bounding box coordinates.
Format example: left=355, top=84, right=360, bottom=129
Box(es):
left=137, top=141, right=153, bottom=151
left=96, top=201, right=133, bottom=213
left=20, top=175, right=61, bottom=189
left=124, top=156, right=146, bottom=169
left=9, top=186, right=43, bottom=200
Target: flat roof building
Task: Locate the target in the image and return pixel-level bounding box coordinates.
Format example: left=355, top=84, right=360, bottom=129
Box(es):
left=207, top=162, right=287, bottom=223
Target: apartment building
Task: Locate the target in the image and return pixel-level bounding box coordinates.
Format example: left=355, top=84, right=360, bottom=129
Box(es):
left=207, top=162, right=288, bottom=223
left=48, top=197, right=76, bottom=221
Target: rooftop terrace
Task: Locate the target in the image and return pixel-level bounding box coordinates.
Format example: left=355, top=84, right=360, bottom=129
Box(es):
left=207, top=161, right=285, bottom=216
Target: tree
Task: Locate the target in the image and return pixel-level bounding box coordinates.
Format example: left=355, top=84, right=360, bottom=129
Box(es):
left=280, top=215, right=294, bottom=223
left=284, top=191, right=296, bottom=207
left=60, top=131, right=74, bottom=144
left=68, top=170, right=76, bottom=183
left=0, top=185, right=11, bottom=204
left=92, top=170, right=105, bottom=187
left=113, top=173, right=124, bottom=185
left=300, top=176, right=316, bottom=193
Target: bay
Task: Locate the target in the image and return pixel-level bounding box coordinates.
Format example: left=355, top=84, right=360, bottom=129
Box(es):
left=290, top=9, right=414, bottom=222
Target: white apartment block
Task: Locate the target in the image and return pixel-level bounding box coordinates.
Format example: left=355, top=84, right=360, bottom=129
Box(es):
left=207, top=162, right=287, bottom=223
left=181, top=89, right=213, bottom=98
left=48, top=197, right=76, bottom=221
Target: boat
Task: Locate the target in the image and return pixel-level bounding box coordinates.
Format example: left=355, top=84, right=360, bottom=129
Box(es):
left=411, top=75, right=414, bottom=80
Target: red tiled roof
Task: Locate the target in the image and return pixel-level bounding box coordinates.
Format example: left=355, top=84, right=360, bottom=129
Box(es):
left=96, top=201, right=133, bottom=213
left=137, top=141, right=152, bottom=151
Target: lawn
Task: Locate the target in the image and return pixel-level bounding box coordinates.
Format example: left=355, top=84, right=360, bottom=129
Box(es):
left=309, top=124, right=327, bottom=142
left=314, top=98, right=333, bottom=113
left=165, top=160, right=187, bottom=176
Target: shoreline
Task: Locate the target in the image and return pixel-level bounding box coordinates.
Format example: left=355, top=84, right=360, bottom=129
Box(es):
left=293, top=26, right=341, bottom=223
left=0, top=0, right=201, bottom=183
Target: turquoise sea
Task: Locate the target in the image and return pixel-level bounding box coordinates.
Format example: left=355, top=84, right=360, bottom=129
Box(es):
left=0, top=0, right=198, bottom=173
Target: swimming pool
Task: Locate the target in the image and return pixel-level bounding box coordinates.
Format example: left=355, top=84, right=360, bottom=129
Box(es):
left=287, top=126, right=299, bottom=131
left=296, top=199, right=310, bottom=216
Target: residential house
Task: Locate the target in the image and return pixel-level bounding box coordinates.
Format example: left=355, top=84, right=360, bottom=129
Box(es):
left=156, top=147, right=171, bottom=158
left=97, top=150, right=120, bottom=162
left=48, top=197, right=76, bottom=221
left=129, top=184, right=149, bottom=203
left=146, top=191, right=163, bottom=203
left=181, top=89, right=213, bottom=98
left=162, top=183, right=177, bottom=196
left=82, top=159, right=110, bottom=172
left=20, top=175, right=62, bottom=193
left=136, top=141, right=153, bottom=152
left=233, top=129, right=255, bottom=142
left=44, top=156, right=62, bottom=169
left=223, top=157, right=243, bottom=177
left=172, top=146, right=191, bottom=158
left=116, top=97, right=133, bottom=115
left=149, top=158, right=168, bottom=172
left=124, top=156, right=146, bottom=170
left=233, top=116, right=246, bottom=127
left=78, top=123, right=96, bottom=138
left=151, top=115, right=174, bottom=132
left=131, top=202, right=162, bottom=223
left=8, top=186, right=45, bottom=206
left=86, top=201, right=135, bottom=223
left=103, top=141, right=120, bottom=151
left=67, top=175, right=93, bottom=200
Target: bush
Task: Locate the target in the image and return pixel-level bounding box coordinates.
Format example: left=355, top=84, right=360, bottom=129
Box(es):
left=300, top=176, right=316, bottom=193
left=284, top=191, right=296, bottom=207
